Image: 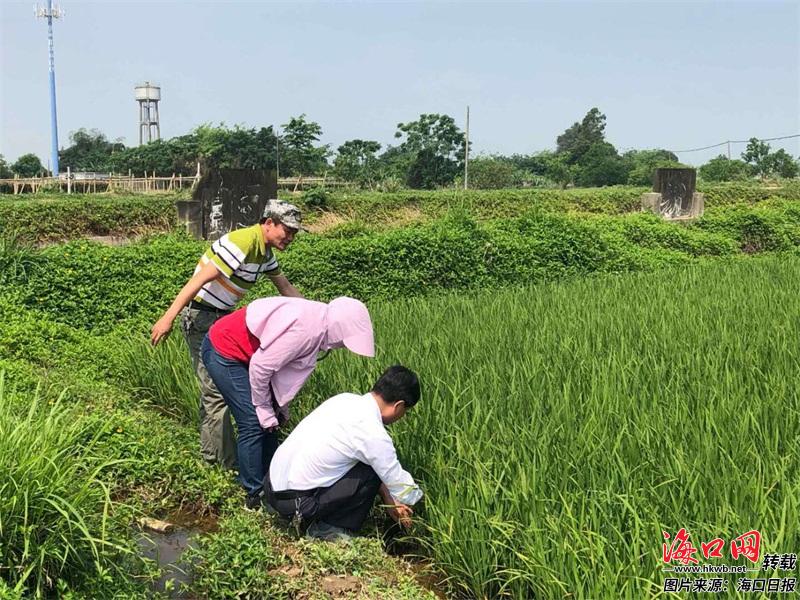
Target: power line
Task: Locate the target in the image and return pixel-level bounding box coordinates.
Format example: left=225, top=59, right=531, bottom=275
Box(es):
left=668, top=134, right=800, bottom=154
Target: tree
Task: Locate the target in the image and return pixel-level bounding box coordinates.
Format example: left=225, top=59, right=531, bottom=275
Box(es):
left=574, top=141, right=629, bottom=187
left=623, top=149, right=683, bottom=186
left=59, top=128, right=125, bottom=172
left=376, top=145, right=415, bottom=185
left=0, top=155, right=12, bottom=179
left=507, top=153, right=549, bottom=176
left=392, top=113, right=466, bottom=188
left=741, top=138, right=772, bottom=178
left=406, top=148, right=460, bottom=190
left=394, top=113, right=466, bottom=158
left=698, top=155, right=751, bottom=182
left=279, top=115, right=329, bottom=176
left=544, top=153, right=577, bottom=188
left=741, top=138, right=799, bottom=179
left=333, top=139, right=382, bottom=187
left=556, top=108, right=607, bottom=164
left=107, top=124, right=279, bottom=176
left=194, top=124, right=278, bottom=170
left=505, top=151, right=574, bottom=186
left=510, top=150, right=578, bottom=189
left=766, top=149, right=799, bottom=179
left=110, top=138, right=187, bottom=176
left=11, top=153, right=45, bottom=177
left=464, top=156, right=517, bottom=189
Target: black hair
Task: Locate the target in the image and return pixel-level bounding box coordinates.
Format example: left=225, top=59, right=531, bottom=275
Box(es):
left=372, top=365, right=421, bottom=408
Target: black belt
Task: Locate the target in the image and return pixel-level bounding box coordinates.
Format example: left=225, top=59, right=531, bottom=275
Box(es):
left=189, top=300, right=231, bottom=314
left=272, top=489, right=308, bottom=501
left=267, top=481, right=314, bottom=501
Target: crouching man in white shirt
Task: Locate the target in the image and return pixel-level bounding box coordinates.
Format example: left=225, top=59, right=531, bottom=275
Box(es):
left=265, top=365, right=423, bottom=541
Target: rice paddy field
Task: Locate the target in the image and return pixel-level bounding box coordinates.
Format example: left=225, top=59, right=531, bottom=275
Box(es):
left=305, top=257, right=800, bottom=598
left=1, top=187, right=799, bottom=598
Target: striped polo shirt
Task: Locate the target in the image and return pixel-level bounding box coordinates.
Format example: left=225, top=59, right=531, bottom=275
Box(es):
left=193, top=224, right=282, bottom=310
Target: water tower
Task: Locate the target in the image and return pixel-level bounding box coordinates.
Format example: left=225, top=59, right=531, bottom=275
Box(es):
left=135, top=82, right=161, bottom=145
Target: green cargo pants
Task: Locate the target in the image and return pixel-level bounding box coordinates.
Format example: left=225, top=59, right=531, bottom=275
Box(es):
left=180, top=306, right=238, bottom=470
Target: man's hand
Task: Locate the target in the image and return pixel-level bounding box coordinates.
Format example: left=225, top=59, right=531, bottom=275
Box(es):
left=385, top=503, right=413, bottom=529
left=152, top=261, right=223, bottom=347
left=270, top=274, right=303, bottom=298
left=150, top=315, right=174, bottom=346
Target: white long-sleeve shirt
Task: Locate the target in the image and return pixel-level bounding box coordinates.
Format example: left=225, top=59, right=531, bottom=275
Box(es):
left=269, top=392, right=423, bottom=505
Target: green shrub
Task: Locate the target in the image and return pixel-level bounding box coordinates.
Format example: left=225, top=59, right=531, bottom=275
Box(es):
left=183, top=511, right=286, bottom=599
left=0, top=194, right=178, bottom=241
left=375, top=175, right=404, bottom=192
left=7, top=185, right=800, bottom=244
left=0, top=294, right=123, bottom=381
left=270, top=212, right=490, bottom=301
left=699, top=181, right=800, bottom=206
left=301, top=186, right=330, bottom=210
left=319, top=220, right=373, bottom=239
left=483, top=212, right=648, bottom=280
left=697, top=201, right=800, bottom=253
left=618, top=213, right=738, bottom=256
left=9, top=203, right=800, bottom=332
left=9, top=234, right=202, bottom=331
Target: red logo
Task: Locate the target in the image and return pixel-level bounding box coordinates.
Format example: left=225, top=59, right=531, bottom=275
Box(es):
left=731, top=530, right=762, bottom=563
left=701, top=538, right=725, bottom=560
left=663, top=529, right=699, bottom=565
left=662, top=529, right=761, bottom=564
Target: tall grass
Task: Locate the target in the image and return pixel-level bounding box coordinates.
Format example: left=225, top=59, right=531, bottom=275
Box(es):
left=0, top=376, right=126, bottom=595
left=0, top=231, right=35, bottom=285
left=300, top=257, right=800, bottom=598
left=116, top=333, right=199, bottom=424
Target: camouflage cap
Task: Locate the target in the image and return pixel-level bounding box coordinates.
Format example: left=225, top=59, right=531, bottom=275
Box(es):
left=262, top=199, right=305, bottom=231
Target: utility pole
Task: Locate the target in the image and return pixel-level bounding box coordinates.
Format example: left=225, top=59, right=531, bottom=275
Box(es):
left=727, top=141, right=731, bottom=159
left=275, top=127, right=280, bottom=181
left=464, top=105, right=470, bottom=190
left=36, top=1, right=63, bottom=176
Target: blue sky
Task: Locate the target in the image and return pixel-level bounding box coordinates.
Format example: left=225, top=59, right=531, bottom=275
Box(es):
left=1, top=0, right=798, bottom=168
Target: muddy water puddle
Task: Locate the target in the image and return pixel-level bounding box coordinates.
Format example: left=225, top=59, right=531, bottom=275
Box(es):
left=135, top=509, right=218, bottom=598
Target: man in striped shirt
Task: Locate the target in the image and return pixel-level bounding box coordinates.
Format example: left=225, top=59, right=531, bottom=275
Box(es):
left=151, top=199, right=304, bottom=469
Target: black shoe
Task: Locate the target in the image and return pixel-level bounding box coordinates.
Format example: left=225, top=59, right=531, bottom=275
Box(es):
left=245, top=491, right=264, bottom=511
left=306, top=520, right=353, bottom=542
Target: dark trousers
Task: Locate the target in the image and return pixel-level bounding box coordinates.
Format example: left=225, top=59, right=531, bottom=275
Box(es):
left=201, top=334, right=280, bottom=495
left=266, top=462, right=381, bottom=532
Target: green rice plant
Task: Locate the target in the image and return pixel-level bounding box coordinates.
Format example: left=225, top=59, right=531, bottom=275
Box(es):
left=116, top=333, right=199, bottom=424
left=298, top=256, right=800, bottom=598
left=0, top=375, right=127, bottom=596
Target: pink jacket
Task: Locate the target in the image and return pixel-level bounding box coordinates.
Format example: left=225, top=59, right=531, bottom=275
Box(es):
left=245, top=296, right=374, bottom=429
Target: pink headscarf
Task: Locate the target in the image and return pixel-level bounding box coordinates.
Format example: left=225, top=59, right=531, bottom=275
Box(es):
left=324, top=296, right=375, bottom=357
left=244, top=296, right=374, bottom=428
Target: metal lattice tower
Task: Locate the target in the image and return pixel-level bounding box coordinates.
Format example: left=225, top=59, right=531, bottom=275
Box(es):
left=35, top=0, right=63, bottom=175
left=135, top=82, right=161, bottom=145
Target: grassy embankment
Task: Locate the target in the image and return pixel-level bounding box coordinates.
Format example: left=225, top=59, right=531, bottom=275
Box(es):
left=2, top=181, right=799, bottom=242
